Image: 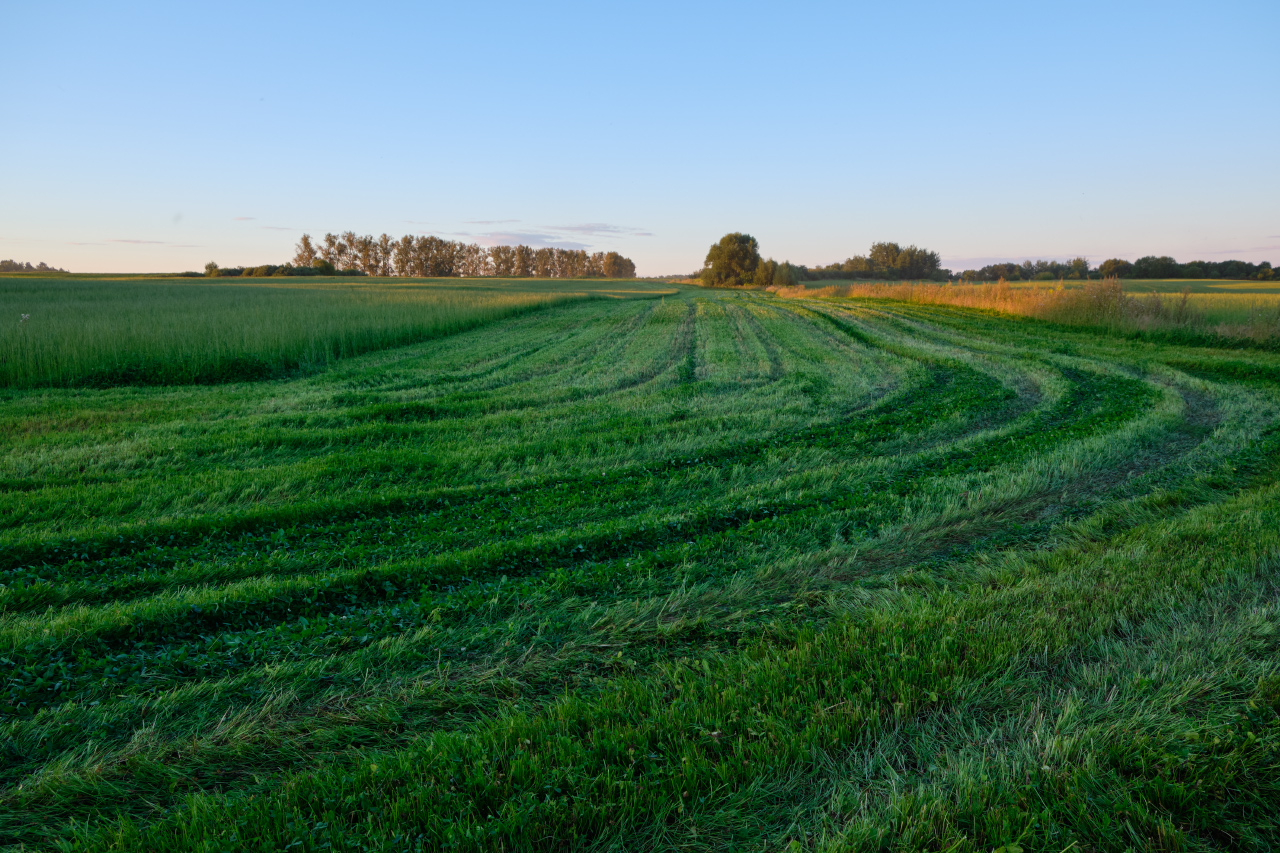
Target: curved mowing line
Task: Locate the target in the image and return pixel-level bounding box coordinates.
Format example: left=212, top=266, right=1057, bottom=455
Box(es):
left=2, top=357, right=1157, bottom=717
left=0, top=364, right=995, bottom=633
left=0, top=307, right=914, bottom=577
left=5, top=386, right=1269, bottom=845
left=2, top=411, right=1268, bottom=826
left=7, top=297, right=1280, bottom=847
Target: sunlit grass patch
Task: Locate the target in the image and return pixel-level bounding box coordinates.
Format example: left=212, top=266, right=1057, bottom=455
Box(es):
left=771, top=278, right=1280, bottom=342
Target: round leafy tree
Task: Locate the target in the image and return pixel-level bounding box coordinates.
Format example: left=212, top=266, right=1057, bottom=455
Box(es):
left=701, top=233, right=760, bottom=287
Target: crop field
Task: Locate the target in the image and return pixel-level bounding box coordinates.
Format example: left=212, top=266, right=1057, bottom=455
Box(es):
left=4, top=282, right=1280, bottom=851
left=0, top=276, right=670, bottom=388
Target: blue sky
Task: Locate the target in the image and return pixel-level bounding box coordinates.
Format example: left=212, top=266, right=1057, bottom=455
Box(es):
left=3, top=0, right=1277, bottom=275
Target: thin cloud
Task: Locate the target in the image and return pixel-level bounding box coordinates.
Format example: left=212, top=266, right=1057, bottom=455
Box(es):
left=464, top=219, right=520, bottom=225
left=1199, top=245, right=1280, bottom=255
left=233, top=217, right=256, bottom=221
left=544, top=223, right=653, bottom=237
left=104, top=239, right=203, bottom=248
left=450, top=230, right=590, bottom=250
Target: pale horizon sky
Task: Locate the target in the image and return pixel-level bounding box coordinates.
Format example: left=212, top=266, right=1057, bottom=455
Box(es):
left=3, top=0, right=1278, bottom=276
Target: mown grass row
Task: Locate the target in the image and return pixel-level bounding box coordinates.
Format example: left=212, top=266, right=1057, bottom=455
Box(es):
left=51, top=460, right=1280, bottom=851
left=2, top=288, right=1279, bottom=850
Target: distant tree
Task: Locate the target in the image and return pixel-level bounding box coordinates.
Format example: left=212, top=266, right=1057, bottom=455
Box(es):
left=289, top=231, right=635, bottom=281
left=772, top=262, right=798, bottom=288
left=702, top=233, right=760, bottom=287
left=555, top=248, right=589, bottom=278
left=431, top=236, right=458, bottom=276
left=752, top=259, right=778, bottom=288
left=457, top=243, right=488, bottom=277
left=392, top=236, right=415, bottom=276
left=0, top=259, right=66, bottom=273
left=490, top=245, right=517, bottom=276
left=1098, top=258, right=1133, bottom=278
left=349, top=235, right=374, bottom=276
left=867, top=242, right=902, bottom=277
left=1132, top=256, right=1181, bottom=279
left=515, top=245, right=535, bottom=277
left=375, top=234, right=394, bottom=276
left=319, top=234, right=340, bottom=268
left=204, top=261, right=221, bottom=278
left=293, top=235, right=318, bottom=268
left=841, top=256, right=873, bottom=277
left=602, top=251, right=635, bottom=278
left=333, top=232, right=356, bottom=271
left=533, top=248, right=555, bottom=277
left=893, top=245, right=941, bottom=279
left=587, top=252, right=606, bottom=278
left=1217, top=259, right=1253, bottom=279
left=972, top=262, right=1023, bottom=281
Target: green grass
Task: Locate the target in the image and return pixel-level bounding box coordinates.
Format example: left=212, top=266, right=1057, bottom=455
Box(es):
left=3, top=285, right=1280, bottom=851
left=0, top=276, right=677, bottom=388
left=1103, top=278, right=1280, bottom=294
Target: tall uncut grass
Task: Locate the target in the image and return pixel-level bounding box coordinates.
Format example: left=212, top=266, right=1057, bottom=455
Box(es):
left=0, top=277, right=605, bottom=387
left=771, top=278, right=1280, bottom=341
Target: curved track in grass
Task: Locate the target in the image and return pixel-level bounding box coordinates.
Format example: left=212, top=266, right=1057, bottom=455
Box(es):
left=3, top=288, right=1280, bottom=850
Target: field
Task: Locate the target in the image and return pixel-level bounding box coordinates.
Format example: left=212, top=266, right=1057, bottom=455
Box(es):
left=775, top=279, right=1280, bottom=342
left=4, top=279, right=1280, bottom=851
left=0, top=276, right=672, bottom=388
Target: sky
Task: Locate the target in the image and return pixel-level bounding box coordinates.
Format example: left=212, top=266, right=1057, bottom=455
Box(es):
left=2, top=0, right=1278, bottom=276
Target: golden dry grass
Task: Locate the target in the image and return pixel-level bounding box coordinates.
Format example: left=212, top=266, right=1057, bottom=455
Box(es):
left=768, top=279, right=1280, bottom=341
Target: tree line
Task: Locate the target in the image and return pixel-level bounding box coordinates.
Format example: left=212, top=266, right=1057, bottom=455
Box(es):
left=699, top=233, right=1277, bottom=286
left=0, top=260, right=68, bottom=274
left=700, top=235, right=944, bottom=287
left=205, top=233, right=636, bottom=279
left=956, top=256, right=1275, bottom=282
left=1099, top=256, right=1274, bottom=281
left=959, top=258, right=1091, bottom=282
left=803, top=242, right=945, bottom=281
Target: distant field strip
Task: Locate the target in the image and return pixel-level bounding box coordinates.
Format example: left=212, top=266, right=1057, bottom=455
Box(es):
left=775, top=279, right=1280, bottom=343
left=3, top=289, right=1280, bottom=851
